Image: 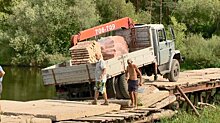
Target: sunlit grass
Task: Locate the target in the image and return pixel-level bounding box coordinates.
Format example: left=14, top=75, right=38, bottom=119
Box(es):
left=161, top=106, right=220, bottom=123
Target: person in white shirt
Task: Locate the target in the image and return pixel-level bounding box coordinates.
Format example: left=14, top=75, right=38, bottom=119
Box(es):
left=92, top=53, right=109, bottom=105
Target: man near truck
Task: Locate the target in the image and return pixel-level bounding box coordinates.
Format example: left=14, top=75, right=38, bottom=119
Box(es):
left=92, top=53, right=109, bottom=105
left=125, top=59, right=142, bottom=108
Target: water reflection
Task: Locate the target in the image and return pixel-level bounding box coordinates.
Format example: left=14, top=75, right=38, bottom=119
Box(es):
left=1, top=66, right=55, bottom=101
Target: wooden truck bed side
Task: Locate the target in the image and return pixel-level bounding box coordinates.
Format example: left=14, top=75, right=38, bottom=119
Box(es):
left=42, top=47, right=155, bottom=85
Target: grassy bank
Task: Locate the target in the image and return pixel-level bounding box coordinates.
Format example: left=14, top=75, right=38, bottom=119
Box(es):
left=162, top=106, right=220, bottom=123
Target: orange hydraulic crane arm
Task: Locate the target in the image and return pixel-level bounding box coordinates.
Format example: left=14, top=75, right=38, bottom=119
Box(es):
left=71, top=17, right=135, bottom=46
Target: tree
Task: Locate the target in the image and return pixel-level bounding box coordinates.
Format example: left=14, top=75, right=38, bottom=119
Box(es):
left=2, top=0, right=100, bottom=66
left=174, top=0, right=220, bottom=38
left=96, top=0, right=151, bottom=24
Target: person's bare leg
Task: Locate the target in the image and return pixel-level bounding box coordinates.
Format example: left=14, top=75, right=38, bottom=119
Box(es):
left=134, top=92, right=138, bottom=108
left=92, top=90, right=99, bottom=104
left=94, top=90, right=99, bottom=100
left=129, top=92, right=134, bottom=107
left=102, top=91, right=108, bottom=103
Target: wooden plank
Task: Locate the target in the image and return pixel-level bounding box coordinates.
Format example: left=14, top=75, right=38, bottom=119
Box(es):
left=150, top=95, right=176, bottom=109
left=91, top=116, right=123, bottom=121
left=108, top=99, right=131, bottom=107
left=139, top=91, right=170, bottom=107
left=73, top=116, right=118, bottom=122
left=145, top=68, right=220, bottom=89
left=0, top=100, right=121, bottom=121
left=101, top=113, right=130, bottom=119
left=135, top=107, right=163, bottom=112
left=1, top=115, right=52, bottom=123
left=101, top=112, right=141, bottom=119
left=134, top=110, right=177, bottom=123
left=129, top=110, right=149, bottom=114
left=58, top=121, right=90, bottom=123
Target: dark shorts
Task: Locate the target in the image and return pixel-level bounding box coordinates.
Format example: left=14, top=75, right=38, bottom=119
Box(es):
left=128, top=79, right=138, bottom=92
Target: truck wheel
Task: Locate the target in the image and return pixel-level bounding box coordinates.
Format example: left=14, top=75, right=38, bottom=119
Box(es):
left=114, top=76, right=124, bottom=99
left=106, top=78, right=116, bottom=98
left=118, top=74, right=130, bottom=99
left=168, top=59, right=180, bottom=82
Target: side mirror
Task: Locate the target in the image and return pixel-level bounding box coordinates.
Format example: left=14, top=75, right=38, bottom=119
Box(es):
left=169, top=26, right=175, bottom=41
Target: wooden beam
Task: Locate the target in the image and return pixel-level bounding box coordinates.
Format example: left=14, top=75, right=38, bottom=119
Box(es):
left=134, top=110, right=176, bottom=123
left=150, top=95, right=176, bottom=109
left=176, top=86, right=200, bottom=117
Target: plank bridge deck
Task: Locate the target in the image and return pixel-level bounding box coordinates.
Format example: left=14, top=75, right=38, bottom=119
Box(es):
left=144, top=68, right=220, bottom=94
left=2, top=68, right=220, bottom=123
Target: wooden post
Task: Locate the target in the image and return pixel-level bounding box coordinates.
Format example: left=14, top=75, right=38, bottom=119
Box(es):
left=193, top=92, right=199, bottom=106
left=198, top=91, right=203, bottom=108
left=186, top=93, right=191, bottom=112
left=205, top=90, right=212, bottom=103
left=176, top=86, right=200, bottom=117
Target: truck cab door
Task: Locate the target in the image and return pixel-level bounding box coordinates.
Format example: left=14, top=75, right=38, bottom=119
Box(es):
left=157, top=29, right=170, bottom=65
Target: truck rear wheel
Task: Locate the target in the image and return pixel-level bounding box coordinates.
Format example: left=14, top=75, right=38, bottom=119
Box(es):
left=118, top=74, right=130, bottom=99
left=114, top=77, right=124, bottom=99
left=168, top=59, right=180, bottom=82
left=106, top=78, right=116, bottom=98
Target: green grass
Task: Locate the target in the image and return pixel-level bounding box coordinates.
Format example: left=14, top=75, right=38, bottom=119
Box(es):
left=161, top=106, right=220, bottom=123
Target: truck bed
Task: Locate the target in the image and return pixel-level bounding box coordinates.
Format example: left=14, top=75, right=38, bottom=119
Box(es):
left=42, top=47, right=155, bottom=85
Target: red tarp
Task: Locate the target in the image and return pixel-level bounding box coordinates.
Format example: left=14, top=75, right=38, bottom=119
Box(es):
left=98, top=36, right=128, bottom=60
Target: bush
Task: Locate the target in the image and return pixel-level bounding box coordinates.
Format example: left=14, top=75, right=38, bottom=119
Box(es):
left=181, top=34, right=220, bottom=69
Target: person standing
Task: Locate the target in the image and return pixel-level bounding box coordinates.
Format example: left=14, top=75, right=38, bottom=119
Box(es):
left=0, top=65, right=5, bottom=114
left=125, top=59, right=142, bottom=108
left=92, top=53, right=109, bottom=105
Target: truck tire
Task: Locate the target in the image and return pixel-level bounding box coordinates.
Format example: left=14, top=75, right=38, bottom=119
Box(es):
left=106, top=78, right=116, bottom=98
left=118, top=74, right=130, bottom=99
left=114, top=76, right=124, bottom=99
left=168, top=59, right=180, bottom=82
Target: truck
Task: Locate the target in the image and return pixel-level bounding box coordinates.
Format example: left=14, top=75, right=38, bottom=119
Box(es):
left=42, top=17, right=182, bottom=99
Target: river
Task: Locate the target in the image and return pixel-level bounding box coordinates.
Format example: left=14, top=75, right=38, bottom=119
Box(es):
left=1, top=66, right=55, bottom=101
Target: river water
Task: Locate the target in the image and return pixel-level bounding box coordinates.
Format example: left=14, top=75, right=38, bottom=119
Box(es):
left=1, top=66, right=55, bottom=101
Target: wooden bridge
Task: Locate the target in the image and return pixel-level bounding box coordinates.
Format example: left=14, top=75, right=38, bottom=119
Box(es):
left=1, top=68, right=220, bottom=123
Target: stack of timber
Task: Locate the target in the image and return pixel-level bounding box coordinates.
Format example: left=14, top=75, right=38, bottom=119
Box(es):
left=98, top=36, right=129, bottom=60
left=69, top=41, right=101, bottom=65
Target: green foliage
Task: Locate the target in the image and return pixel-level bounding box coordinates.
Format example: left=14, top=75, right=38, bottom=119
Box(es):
left=96, top=0, right=151, bottom=24
left=174, top=0, right=220, bottom=38
left=2, top=0, right=100, bottom=66
left=1, top=0, right=220, bottom=69
left=170, top=16, right=187, bottom=51
left=181, top=35, right=220, bottom=69
left=162, top=107, right=220, bottom=123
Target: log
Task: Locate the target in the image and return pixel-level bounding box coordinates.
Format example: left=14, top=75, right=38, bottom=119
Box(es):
left=198, top=102, right=216, bottom=109
left=134, top=110, right=177, bottom=123
left=150, top=95, right=176, bottom=109
left=108, top=99, right=131, bottom=107
left=176, top=86, right=200, bottom=117
left=137, top=107, right=163, bottom=112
